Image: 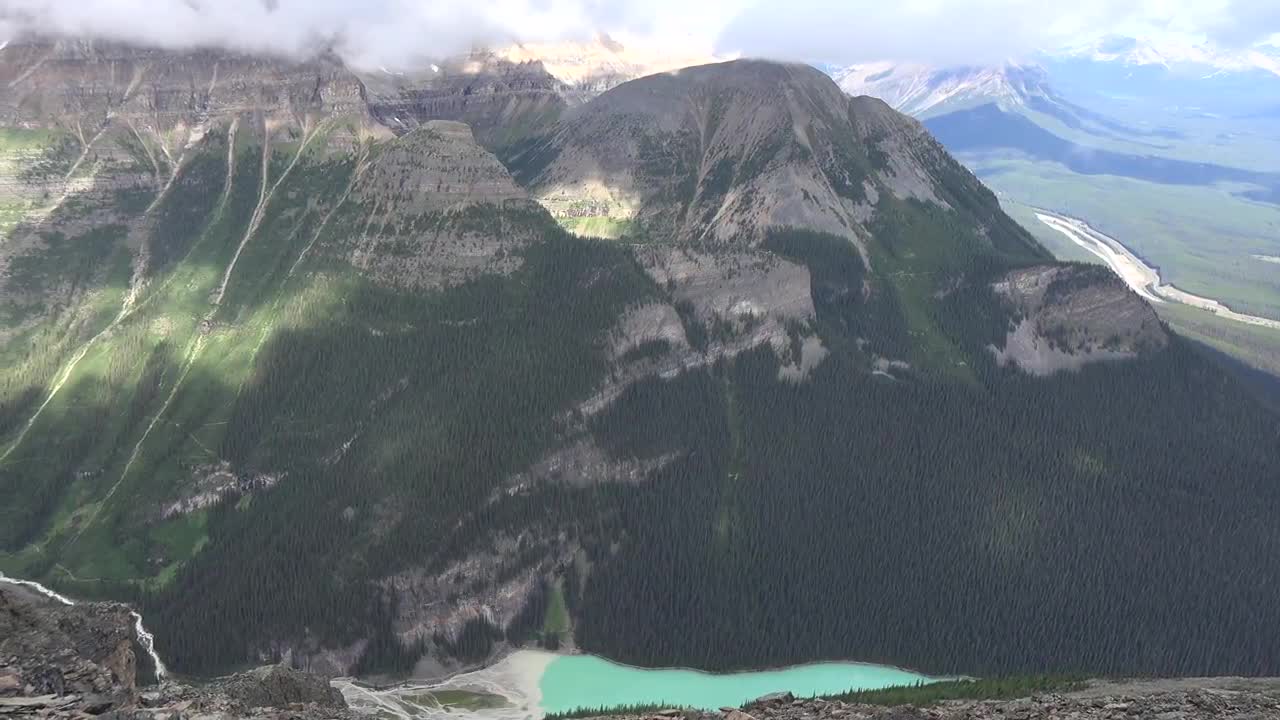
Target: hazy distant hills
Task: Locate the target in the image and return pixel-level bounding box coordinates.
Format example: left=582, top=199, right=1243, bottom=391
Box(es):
left=832, top=37, right=1280, bottom=376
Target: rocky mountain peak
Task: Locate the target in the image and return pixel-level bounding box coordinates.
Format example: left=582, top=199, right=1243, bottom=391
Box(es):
left=512, top=58, right=1035, bottom=264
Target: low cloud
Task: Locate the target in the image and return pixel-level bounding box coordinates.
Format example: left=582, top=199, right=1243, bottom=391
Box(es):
left=711, top=0, right=1280, bottom=65
left=1202, top=0, right=1280, bottom=48
left=0, top=0, right=642, bottom=69
left=0, top=0, right=1276, bottom=69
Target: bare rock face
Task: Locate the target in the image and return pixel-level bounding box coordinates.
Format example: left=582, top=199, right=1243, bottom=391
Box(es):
left=638, top=246, right=815, bottom=355
left=573, top=245, right=820, bottom=417
left=360, top=36, right=716, bottom=152
left=212, top=664, right=346, bottom=710
left=341, top=120, right=550, bottom=290
left=353, top=120, right=530, bottom=213
left=0, top=37, right=385, bottom=342
left=0, top=584, right=354, bottom=719
left=0, top=585, right=138, bottom=708
left=991, top=264, right=1169, bottom=375
left=0, top=38, right=371, bottom=136
left=510, top=59, right=1018, bottom=266
left=0, top=37, right=377, bottom=210
left=361, top=52, right=570, bottom=152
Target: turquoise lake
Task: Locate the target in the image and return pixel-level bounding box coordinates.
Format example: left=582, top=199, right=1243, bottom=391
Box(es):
left=538, top=654, right=932, bottom=713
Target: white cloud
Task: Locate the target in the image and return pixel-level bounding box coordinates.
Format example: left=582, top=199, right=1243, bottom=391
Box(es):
left=713, top=0, right=1280, bottom=65
left=0, top=0, right=1276, bottom=68
left=0, top=0, right=692, bottom=69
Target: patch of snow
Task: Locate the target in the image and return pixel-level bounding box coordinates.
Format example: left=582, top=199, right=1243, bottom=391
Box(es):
left=834, top=61, right=1050, bottom=115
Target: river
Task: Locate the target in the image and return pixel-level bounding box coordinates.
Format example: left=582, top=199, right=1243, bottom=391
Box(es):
left=333, top=651, right=934, bottom=720
left=1035, top=210, right=1280, bottom=330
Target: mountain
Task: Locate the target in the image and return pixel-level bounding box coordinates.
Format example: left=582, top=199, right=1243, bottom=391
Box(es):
left=833, top=59, right=1187, bottom=139
left=833, top=62, right=1057, bottom=117
left=1062, top=34, right=1280, bottom=76
left=1, top=38, right=1279, bottom=684
left=832, top=48, right=1280, bottom=378
left=10, top=579, right=1280, bottom=720
left=358, top=34, right=718, bottom=157
left=513, top=59, right=1040, bottom=253
left=1045, top=36, right=1280, bottom=117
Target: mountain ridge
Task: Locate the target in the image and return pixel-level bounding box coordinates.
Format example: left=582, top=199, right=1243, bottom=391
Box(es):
left=0, top=37, right=1277, bottom=683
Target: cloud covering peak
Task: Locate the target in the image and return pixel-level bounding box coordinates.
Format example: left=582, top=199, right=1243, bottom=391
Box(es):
left=0, top=0, right=675, bottom=69
left=0, top=0, right=1276, bottom=69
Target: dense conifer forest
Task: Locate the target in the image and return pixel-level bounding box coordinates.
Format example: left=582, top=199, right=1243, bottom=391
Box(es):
left=125, top=217, right=1280, bottom=679
left=2, top=50, right=1278, bottom=685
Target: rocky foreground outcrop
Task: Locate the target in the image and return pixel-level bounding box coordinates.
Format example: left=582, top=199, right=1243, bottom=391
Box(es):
left=595, top=683, right=1280, bottom=720
left=0, top=585, right=353, bottom=719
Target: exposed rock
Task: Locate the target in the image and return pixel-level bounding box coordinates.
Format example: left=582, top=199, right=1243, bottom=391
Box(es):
left=510, top=436, right=680, bottom=487
left=511, top=59, right=1018, bottom=271
left=339, top=120, right=548, bottom=290
left=212, top=664, right=346, bottom=710
left=610, top=303, right=692, bottom=361
left=381, top=530, right=574, bottom=663
left=0, top=584, right=355, bottom=719
left=361, top=36, right=716, bottom=153
left=576, top=245, right=820, bottom=417
left=778, top=335, right=830, bottom=383
left=991, top=264, right=1169, bottom=375
left=0, top=585, right=138, bottom=709
left=360, top=51, right=571, bottom=151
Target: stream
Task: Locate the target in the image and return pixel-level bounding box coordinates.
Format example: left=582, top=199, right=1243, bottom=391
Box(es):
left=2, top=573, right=933, bottom=719
left=0, top=572, right=168, bottom=679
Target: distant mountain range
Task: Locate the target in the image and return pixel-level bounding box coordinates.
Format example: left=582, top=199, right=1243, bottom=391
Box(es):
left=829, top=34, right=1280, bottom=377
left=835, top=36, right=1280, bottom=118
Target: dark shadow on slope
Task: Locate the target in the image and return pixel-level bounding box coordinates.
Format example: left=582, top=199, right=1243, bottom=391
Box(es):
left=144, top=231, right=656, bottom=675
left=1024, top=95, right=1181, bottom=143
left=575, top=337, right=1280, bottom=678
left=1183, top=336, right=1280, bottom=414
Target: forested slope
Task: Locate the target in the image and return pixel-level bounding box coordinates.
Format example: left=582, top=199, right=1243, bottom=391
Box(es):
left=0, top=42, right=1277, bottom=680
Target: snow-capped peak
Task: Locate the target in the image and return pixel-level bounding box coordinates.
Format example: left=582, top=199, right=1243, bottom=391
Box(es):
left=833, top=61, right=1050, bottom=116
left=1056, top=35, right=1280, bottom=77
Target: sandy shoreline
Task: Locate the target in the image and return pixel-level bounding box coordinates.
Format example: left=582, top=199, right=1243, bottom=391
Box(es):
left=334, top=650, right=555, bottom=720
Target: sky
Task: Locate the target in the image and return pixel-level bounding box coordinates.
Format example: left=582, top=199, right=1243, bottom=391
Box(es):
left=0, top=0, right=1277, bottom=68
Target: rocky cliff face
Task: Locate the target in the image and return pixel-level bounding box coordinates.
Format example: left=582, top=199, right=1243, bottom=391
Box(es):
left=359, top=35, right=717, bottom=155
left=0, top=585, right=352, bottom=719
left=992, top=264, right=1169, bottom=375
left=340, top=119, right=547, bottom=290
left=0, top=37, right=376, bottom=204
left=0, top=585, right=138, bottom=710
left=360, top=52, right=570, bottom=154
left=509, top=60, right=1023, bottom=258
